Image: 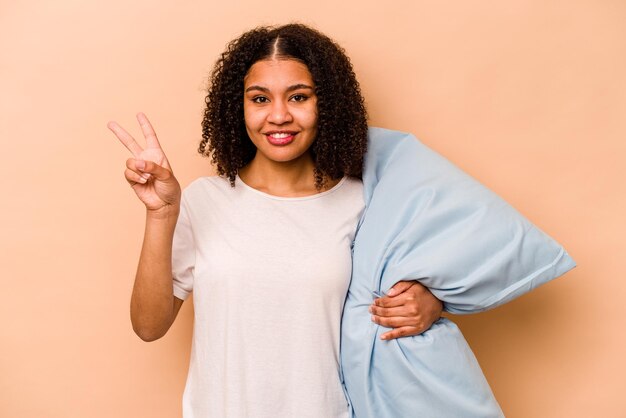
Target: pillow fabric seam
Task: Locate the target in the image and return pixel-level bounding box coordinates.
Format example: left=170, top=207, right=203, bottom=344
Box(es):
left=474, top=247, right=566, bottom=310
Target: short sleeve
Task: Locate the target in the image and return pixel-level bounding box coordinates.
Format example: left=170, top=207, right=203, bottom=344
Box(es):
left=172, top=198, right=195, bottom=300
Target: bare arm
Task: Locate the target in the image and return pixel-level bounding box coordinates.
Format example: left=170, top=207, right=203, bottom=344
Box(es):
left=369, top=281, right=443, bottom=340
left=131, top=204, right=183, bottom=341
left=108, top=113, right=183, bottom=341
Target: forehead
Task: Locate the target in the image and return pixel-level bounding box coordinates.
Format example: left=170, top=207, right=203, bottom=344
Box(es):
left=244, top=59, right=314, bottom=87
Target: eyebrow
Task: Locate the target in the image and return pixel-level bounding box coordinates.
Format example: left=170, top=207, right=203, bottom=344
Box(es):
left=244, top=83, right=314, bottom=93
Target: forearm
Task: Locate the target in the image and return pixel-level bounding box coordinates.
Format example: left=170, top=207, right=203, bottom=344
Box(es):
left=131, top=207, right=180, bottom=341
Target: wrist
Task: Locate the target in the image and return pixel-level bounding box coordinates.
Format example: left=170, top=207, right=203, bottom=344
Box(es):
left=146, top=203, right=180, bottom=222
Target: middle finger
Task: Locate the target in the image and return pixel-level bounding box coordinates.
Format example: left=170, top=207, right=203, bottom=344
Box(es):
left=369, top=305, right=410, bottom=317
left=374, top=294, right=414, bottom=308
left=108, top=121, right=144, bottom=158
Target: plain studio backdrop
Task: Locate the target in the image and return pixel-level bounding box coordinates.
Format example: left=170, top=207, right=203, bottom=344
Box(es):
left=1, top=1, right=624, bottom=417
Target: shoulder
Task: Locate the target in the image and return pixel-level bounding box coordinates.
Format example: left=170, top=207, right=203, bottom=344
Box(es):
left=339, top=176, right=363, bottom=194
left=183, top=175, right=230, bottom=193
left=324, top=176, right=364, bottom=210
left=180, top=175, right=235, bottom=204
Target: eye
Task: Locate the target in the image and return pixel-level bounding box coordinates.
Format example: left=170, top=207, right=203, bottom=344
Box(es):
left=290, top=94, right=308, bottom=102
left=251, top=96, right=269, bottom=104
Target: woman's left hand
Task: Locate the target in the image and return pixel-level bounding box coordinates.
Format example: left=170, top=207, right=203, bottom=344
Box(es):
left=369, top=281, right=443, bottom=340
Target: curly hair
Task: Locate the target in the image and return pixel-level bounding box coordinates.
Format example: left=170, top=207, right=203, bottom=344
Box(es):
left=200, top=23, right=368, bottom=189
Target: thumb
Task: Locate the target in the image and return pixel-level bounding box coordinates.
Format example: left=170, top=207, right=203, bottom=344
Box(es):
left=136, top=159, right=173, bottom=181
left=386, top=280, right=415, bottom=297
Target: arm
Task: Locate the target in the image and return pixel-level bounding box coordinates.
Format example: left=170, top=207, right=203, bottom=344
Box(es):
left=132, top=201, right=183, bottom=341
left=108, top=113, right=183, bottom=342
left=369, top=281, right=443, bottom=340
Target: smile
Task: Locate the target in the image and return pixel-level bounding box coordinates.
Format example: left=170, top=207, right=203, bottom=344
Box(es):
left=265, top=131, right=297, bottom=146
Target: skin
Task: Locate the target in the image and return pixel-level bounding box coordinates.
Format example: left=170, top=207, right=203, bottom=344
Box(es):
left=239, top=58, right=330, bottom=196
left=108, top=113, right=183, bottom=341
left=371, top=281, right=443, bottom=340
left=108, top=58, right=442, bottom=342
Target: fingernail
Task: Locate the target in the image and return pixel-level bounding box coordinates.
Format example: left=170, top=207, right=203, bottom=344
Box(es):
left=371, top=315, right=376, bottom=322
left=138, top=177, right=147, bottom=184
left=387, top=288, right=397, bottom=297
left=136, top=160, right=146, bottom=170
left=141, top=173, right=151, bottom=181
left=368, top=306, right=373, bottom=313
left=380, top=335, right=388, bottom=340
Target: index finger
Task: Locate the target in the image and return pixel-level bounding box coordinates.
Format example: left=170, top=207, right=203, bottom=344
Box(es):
left=386, top=281, right=417, bottom=297
left=107, top=121, right=143, bottom=158
left=136, top=112, right=162, bottom=149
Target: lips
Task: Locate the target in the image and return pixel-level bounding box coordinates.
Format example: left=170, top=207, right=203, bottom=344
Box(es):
left=265, top=131, right=297, bottom=146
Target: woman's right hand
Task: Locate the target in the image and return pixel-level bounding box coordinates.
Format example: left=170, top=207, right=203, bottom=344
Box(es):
left=108, top=113, right=181, bottom=214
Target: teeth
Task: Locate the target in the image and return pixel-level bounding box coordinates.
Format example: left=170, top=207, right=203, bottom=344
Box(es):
left=270, top=132, right=291, bottom=139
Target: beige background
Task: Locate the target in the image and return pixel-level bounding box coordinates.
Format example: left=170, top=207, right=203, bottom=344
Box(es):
left=1, top=0, right=624, bottom=417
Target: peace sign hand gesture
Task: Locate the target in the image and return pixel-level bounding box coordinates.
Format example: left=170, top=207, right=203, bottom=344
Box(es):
left=108, top=113, right=181, bottom=214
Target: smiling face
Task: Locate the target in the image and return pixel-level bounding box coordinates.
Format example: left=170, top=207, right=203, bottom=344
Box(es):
left=243, top=58, right=318, bottom=166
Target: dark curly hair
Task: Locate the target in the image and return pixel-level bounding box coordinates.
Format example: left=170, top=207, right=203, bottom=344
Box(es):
left=200, top=23, right=368, bottom=189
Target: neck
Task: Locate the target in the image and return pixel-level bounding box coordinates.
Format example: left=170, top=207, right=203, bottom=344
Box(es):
left=238, top=152, right=324, bottom=197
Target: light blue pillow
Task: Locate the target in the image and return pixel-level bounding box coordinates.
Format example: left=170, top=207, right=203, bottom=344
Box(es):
left=341, top=127, right=575, bottom=417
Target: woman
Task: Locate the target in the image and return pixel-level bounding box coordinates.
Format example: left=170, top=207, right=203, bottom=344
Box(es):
left=109, top=24, right=442, bottom=417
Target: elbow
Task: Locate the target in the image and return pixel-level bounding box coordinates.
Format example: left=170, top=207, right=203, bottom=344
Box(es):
left=133, top=326, right=165, bottom=342
left=132, top=322, right=168, bottom=342
left=130, top=303, right=175, bottom=342
left=135, top=329, right=163, bottom=342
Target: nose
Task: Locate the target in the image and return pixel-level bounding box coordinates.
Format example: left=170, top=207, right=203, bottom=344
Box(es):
left=267, top=100, right=293, bottom=124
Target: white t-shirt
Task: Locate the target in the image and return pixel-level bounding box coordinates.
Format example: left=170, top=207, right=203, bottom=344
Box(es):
left=172, top=175, right=364, bottom=418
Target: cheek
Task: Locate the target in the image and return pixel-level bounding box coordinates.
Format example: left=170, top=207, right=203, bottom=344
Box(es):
left=243, top=107, right=263, bottom=130
left=296, top=105, right=318, bottom=129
